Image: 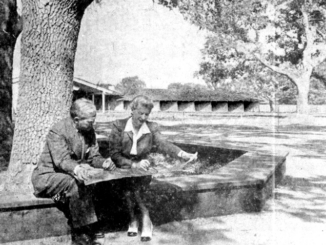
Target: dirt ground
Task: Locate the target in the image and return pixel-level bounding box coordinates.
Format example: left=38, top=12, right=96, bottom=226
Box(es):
left=4, top=115, right=326, bottom=245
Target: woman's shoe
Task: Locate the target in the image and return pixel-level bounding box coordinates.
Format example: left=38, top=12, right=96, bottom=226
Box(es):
left=92, top=232, right=105, bottom=245
left=127, top=220, right=139, bottom=237
left=140, top=221, right=153, bottom=242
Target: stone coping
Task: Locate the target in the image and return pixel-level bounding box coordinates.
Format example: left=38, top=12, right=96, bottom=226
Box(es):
left=156, top=152, right=287, bottom=192
left=0, top=194, right=54, bottom=211
left=0, top=141, right=287, bottom=212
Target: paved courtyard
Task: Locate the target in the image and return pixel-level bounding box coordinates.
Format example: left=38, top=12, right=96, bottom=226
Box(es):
left=4, top=116, right=326, bottom=245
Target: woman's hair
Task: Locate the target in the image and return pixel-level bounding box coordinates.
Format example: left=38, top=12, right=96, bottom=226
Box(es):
left=130, top=95, right=154, bottom=111
left=70, top=98, right=96, bottom=118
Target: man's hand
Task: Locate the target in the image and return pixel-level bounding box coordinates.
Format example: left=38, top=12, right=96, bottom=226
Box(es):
left=74, top=165, right=91, bottom=182
left=102, top=158, right=116, bottom=171
left=131, top=159, right=150, bottom=172
left=178, top=151, right=198, bottom=163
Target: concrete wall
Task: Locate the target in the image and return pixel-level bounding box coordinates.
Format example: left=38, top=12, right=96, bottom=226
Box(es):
left=228, top=102, right=244, bottom=112
left=244, top=102, right=260, bottom=112
left=152, top=101, right=160, bottom=112
left=110, top=99, right=326, bottom=114
left=160, top=101, right=178, bottom=111
left=212, top=102, right=228, bottom=112
left=124, top=101, right=131, bottom=111
left=178, top=102, right=195, bottom=112
left=259, top=104, right=297, bottom=113
left=114, top=101, right=124, bottom=111
left=310, top=105, right=326, bottom=114
left=276, top=105, right=296, bottom=113
left=195, top=102, right=212, bottom=112
left=259, top=104, right=271, bottom=112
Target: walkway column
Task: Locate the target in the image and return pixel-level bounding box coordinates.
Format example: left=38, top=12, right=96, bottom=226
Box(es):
left=102, top=92, right=105, bottom=113
left=92, top=94, right=95, bottom=103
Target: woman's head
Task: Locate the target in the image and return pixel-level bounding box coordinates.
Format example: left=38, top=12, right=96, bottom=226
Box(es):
left=130, top=95, right=154, bottom=111
left=130, top=96, right=154, bottom=130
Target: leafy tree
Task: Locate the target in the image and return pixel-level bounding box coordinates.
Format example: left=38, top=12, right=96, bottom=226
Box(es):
left=158, top=0, right=326, bottom=114
left=167, top=82, right=184, bottom=90
left=196, top=36, right=297, bottom=111
left=167, top=82, right=210, bottom=98
left=0, top=0, right=21, bottom=170
left=115, top=76, right=146, bottom=95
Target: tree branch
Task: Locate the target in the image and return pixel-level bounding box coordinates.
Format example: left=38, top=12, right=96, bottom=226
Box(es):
left=253, top=52, right=299, bottom=82
left=301, top=5, right=315, bottom=66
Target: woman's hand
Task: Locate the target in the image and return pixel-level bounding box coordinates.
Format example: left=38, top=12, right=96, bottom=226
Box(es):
left=102, top=158, right=116, bottom=171
left=132, top=159, right=150, bottom=172
left=178, top=151, right=198, bottom=163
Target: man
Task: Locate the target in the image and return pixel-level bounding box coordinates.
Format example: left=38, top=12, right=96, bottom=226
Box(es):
left=32, top=98, right=115, bottom=245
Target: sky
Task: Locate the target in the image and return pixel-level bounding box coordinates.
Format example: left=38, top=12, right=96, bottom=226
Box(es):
left=13, top=0, right=207, bottom=89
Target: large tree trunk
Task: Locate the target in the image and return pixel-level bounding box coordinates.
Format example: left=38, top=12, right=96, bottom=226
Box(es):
left=268, top=99, right=274, bottom=112
left=4, top=0, right=93, bottom=193
left=0, top=0, right=21, bottom=171
left=295, top=75, right=311, bottom=114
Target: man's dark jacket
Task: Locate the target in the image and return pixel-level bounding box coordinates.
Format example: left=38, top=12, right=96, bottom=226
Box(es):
left=32, top=117, right=105, bottom=196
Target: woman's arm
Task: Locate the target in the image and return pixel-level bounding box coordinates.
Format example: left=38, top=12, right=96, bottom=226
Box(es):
left=151, top=122, right=182, bottom=157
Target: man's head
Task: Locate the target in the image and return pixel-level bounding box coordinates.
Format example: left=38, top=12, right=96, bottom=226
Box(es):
left=130, top=95, right=154, bottom=130
left=70, top=98, right=96, bottom=132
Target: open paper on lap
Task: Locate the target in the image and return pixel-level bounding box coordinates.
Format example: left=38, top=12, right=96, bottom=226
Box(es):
left=84, top=153, right=207, bottom=185
left=84, top=167, right=158, bottom=185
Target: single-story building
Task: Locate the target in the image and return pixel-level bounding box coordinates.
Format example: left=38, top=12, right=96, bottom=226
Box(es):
left=112, top=89, right=260, bottom=113
left=13, top=78, right=259, bottom=113
left=72, top=77, right=120, bottom=113
left=12, top=77, right=120, bottom=114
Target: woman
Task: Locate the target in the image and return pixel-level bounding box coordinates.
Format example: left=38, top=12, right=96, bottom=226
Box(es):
left=108, top=95, right=197, bottom=242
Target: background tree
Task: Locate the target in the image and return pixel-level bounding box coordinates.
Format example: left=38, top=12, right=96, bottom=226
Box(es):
left=196, top=36, right=297, bottom=111
left=167, top=82, right=184, bottom=91
left=158, top=0, right=326, bottom=114
left=2, top=0, right=95, bottom=193
left=0, top=0, right=21, bottom=170
left=115, top=76, right=146, bottom=95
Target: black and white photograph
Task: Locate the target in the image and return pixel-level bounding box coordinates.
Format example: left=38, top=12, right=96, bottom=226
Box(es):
left=0, top=0, right=326, bottom=244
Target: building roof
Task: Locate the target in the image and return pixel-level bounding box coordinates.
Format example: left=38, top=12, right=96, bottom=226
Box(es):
left=120, top=89, right=258, bottom=102
left=73, top=77, right=119, bottom=95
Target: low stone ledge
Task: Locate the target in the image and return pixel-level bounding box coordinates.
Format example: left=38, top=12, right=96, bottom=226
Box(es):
left=0, top=143, right=287, bottom=243
left=0, top=194, right=54, bottom=211
left=0, top=195, right=69, bottom=243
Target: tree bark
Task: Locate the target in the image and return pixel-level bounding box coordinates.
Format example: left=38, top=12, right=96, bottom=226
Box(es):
left=296, top=80, right=310, bottom=114
left=5, top=0, right=93, bottom=193
left=0, top=0, right=21, bottom=170
left=268, top=99, right=274, bottom=112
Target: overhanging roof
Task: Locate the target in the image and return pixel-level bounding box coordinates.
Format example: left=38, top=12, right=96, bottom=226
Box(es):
left=73, top=77, right=119, bottom=95
left=120, top=89, right=259, bottom=102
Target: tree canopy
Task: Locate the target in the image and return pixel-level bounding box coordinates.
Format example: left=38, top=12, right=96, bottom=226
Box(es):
left=158, top=0, right=326, bottom=113
left=115, top=76, right=146, bottom=95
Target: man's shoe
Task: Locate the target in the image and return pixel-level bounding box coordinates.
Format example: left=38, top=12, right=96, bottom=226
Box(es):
left=71, top=232, right=92, bottom=245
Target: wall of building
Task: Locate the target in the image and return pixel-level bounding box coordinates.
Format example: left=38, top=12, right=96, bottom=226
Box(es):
left=228, top=102, right=244, bottom=112
left=124, top=101, right=131, bottom=111
left=152, top=101, right=160, bottom=111
left=195, top=102, right=212, bottom=112
left=178, top=102, right=195, bottom=112
left=103, top=98, right=326, bottom=114
left=212, top=102, right=228, bottom=113
left=160, top=101, right=178, bottom=111
left=114, top=101, right=124, bottom=111
left=244, top=102, right=260, bottom=112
